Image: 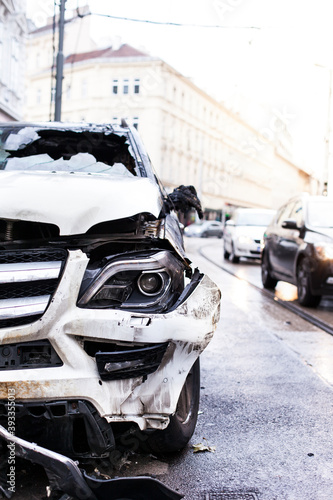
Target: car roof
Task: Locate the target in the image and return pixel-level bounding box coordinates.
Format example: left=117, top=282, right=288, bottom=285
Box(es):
left=0, top=121, right=128, bottom=134
left=234, top=208, right=275, bottom=213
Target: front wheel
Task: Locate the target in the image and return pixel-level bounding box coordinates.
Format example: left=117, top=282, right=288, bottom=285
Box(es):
left=261, top=251, right=277, bottom=289
left=297, top=258, right=321, bottom=307
left=142, top=358, right=200, bottom=454
left=230, top=243, right=240, bottom=264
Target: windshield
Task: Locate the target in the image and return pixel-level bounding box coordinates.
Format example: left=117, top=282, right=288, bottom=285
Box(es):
left=236, top=212, right=274, bottom=226
left=0, top=127, right=137, bottom=177
left=2, top=153, right=134, bottom=177
left=307, top=200, right=333, bottom=228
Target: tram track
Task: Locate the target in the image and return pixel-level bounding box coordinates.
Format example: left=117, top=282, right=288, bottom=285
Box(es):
left=199, top=245, right=333, bottom=337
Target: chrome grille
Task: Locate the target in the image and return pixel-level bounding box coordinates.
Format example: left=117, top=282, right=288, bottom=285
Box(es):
left=0, top=249, right=67, bottom=328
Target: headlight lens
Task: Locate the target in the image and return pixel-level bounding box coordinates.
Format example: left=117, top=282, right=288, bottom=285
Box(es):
left=137, top=272, right=165, bottom=295
left=78, top=250, right=185, bottom=312
left=314, top=243, right=333, bottom=260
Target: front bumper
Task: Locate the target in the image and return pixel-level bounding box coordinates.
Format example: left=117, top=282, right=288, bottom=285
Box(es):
left=310, top=258, right=333, bottom=296
left=0, top=424, right=183, bottom=499
left=234, top=240, right=261, bottom=259
left=0, top=250, right=220, bottom=431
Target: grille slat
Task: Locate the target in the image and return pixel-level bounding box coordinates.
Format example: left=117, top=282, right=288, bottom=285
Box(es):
left=0, top=248, right=67, bottom=328
left=0, top=295, right=51, bottom=320
left=0, top=261, right=62, bottom=283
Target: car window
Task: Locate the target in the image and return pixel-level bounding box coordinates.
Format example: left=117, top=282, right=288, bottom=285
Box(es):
left=307, top=200, right=333, bottom=228
left=2, top=153, right=134, bottom=177
left=0, top=127, right=138, bottom=177
left=290, top=199, right=303, bottom=226
left=236, top=212, right=275, bottom=226
left=276, top=202, right=294, bottom=226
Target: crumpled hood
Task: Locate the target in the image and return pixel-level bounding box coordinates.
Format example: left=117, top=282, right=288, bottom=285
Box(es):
left=0, top=170, right=163, bottom=235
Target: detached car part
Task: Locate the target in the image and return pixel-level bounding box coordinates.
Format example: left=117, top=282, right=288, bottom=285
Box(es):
left=0, top=424, right=183, bottom=499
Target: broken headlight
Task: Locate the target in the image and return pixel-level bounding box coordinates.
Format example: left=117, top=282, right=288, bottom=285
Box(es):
left=78, top=250, right=185, bottom=312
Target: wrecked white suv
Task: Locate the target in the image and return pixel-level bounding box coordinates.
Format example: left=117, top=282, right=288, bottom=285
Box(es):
left=0, top=122, right=220, bottom=459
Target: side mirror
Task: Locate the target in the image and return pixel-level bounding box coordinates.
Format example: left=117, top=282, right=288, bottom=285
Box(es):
left=282, top=218, right=299, bottom=230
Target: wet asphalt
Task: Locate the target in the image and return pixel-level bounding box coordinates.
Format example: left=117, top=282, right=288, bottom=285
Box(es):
left=160, top=238, right=333, bottom=500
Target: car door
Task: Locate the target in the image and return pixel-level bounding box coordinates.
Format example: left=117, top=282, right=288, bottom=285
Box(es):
left=268, top=202, right=295, bottom=276
left=273, top=200, right=303, bottom=279
left=281, top=199, right=304, bottom=277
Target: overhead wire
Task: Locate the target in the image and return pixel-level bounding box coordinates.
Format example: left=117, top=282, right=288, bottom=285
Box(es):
left=74, top=10, right=259, bottom=29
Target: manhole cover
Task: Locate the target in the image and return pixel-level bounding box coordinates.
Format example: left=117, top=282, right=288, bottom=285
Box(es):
left=200, top=492, right=259, bottom=500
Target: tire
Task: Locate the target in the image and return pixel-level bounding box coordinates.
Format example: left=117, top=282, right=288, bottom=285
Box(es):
left=230, top=243, right=240, bottom=264
left=261, top=251, right=278, bottom=289
left=297, top=258, right=321, bottom=307
left=141, top=358, right=200, bottom=454
left=201, top=232, right=207, bottom=238
left=224, top=248, right=230, bottom=260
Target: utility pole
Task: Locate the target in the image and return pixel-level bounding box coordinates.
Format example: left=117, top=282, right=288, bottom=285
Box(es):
left=54, top=0, right=66, bottom=121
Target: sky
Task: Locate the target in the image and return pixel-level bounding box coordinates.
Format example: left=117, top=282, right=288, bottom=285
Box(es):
left=27, top=0, right=333, bottom=182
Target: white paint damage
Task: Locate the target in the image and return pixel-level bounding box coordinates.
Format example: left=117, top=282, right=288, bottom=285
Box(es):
left=0, top=250, right=220, bottom=430
left=0, top=170, right=162, bottom=234
left=0, top=122, right=221, bottom=442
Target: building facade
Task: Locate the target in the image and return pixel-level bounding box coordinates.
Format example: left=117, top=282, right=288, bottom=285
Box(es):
left=25, top=12, right=319, bottom=215
left=0, top=0, right=27, bottom=121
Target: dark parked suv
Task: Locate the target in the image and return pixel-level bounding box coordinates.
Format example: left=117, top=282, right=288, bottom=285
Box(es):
left=261, top=193, right=333, bottom=307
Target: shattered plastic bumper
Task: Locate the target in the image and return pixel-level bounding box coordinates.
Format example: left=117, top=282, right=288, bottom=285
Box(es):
left=0, top=424, right=183, bottom=499
left=0, top=250, right=221, bottom=431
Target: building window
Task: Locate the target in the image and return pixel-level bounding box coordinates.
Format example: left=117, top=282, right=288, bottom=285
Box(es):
left=123, top=79, right=129, bottom=94
left=36, top=88, right=41, bottom=104
left=133, top=117, right=139, bottom=129
left=112, top=79, right=118, bottom=94
left=134, top=78, right=140, bottom=94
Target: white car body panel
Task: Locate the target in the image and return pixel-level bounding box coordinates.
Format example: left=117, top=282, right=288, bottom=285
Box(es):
left=224, top=225, right=264, bottom=257
left=0, top=250, right=220, bottom=430
left=0, top=171, right=162, bottom=234
left=224, top=208, right=275, bottom=260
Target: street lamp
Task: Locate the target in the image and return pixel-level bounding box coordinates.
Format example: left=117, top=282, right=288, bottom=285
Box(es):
left=314, top=63, right=333, bottom=196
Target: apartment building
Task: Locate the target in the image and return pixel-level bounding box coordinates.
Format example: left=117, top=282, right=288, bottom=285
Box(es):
left=0, top=0, right=27, bottom=120
left=25, top=12, right=318, bottom=213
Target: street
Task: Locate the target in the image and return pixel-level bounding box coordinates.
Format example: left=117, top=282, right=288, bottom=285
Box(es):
left=11, top=237, right=333, bottom=500
left=162, top=237, right=333, bottom=500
